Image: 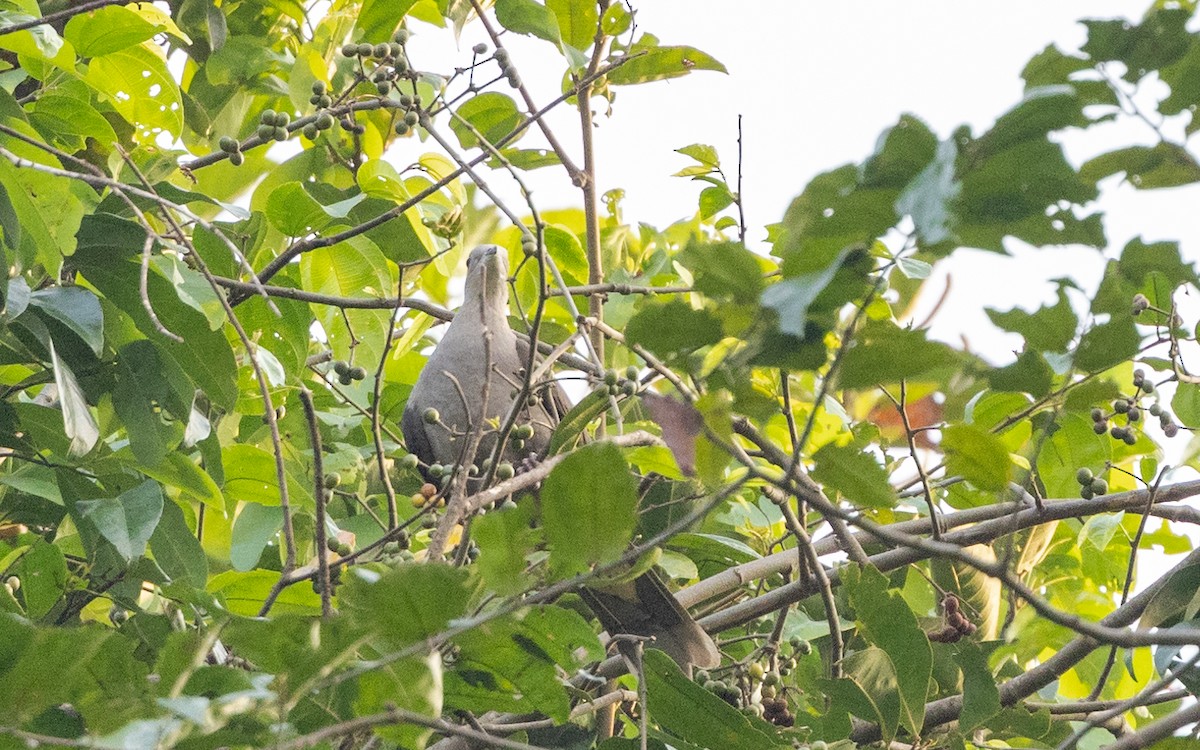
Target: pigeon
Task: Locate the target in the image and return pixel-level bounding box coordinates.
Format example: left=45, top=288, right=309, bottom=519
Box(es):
left=401, top=244, right=718, bottom=672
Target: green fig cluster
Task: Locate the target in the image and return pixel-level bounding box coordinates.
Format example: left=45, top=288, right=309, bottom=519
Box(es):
left=332, top=360, right=366, bottom=385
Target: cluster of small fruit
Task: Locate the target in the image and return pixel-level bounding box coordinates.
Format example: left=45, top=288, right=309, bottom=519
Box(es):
left=600, top=366, right=641, bottom=398
left=698, top=637, right=811, bottom=727
left=330, top=359, right=367, bottom=386
left=1073, top=466, right=1107, bottom=500
left=375, top=531, right=413, bottom=565
left=926, top=594, right=976, bottom=643
left=491, top=45, right=520, bottom=89
left=1090, top=368, right=1179, bottom=448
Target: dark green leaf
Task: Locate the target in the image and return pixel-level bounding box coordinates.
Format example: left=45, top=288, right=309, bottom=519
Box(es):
left=16, top=540, right=67, bottom=620
left=26, top=286, right=102, bottom=357
left=642, top=650, right=786, bottom=749
left=862, top=114, right=937, bottom=189
left=77, top=480, right=164, bottom=563
left=149, top=499, right=206, bottom=588
left=1075, top=315, right=1141, bottom=372
left=1082, top=8, right=1192, bottom=83
left=838, top=321, right=959, bottom=389
left=985, top=350, right=1053, bottom=398
left=955, top=642, right=1001, bottom=731
left=265, top=182, right=331, bottom=236
left=986, top=286, right=1078, bottom=353
left=843, top=565, right=931, bottom=738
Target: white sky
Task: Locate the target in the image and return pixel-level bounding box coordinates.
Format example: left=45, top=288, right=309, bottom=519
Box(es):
left=404, top=1, right=1199, bottom=359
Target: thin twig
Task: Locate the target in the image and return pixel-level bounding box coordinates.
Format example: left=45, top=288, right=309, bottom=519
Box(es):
left=298, top=388, right=332, bottom=618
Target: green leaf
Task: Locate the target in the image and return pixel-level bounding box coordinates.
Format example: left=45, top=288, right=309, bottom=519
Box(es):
left=844, top=565, right=932, bottom=739
left=63, top=4, right=162, bottom=57
left=896, top=256, right=932, bottom=279
left=85, top=44, right=183, bottom=140
left=48, top=337, right=98, bottom=458
left=472, top=502, right=537, bottom=595
left=208, top=570, right=322, bottom=616
left=986, top=286, right=1078, bottom=353
left=608, top=44, right=727, bottom=85
left=698, top=184, right=734, bottom=219
left=1172, top=383, right=1200, bottom=426
left=862, top=114, right=937, bottom=189
left=221, top=443, right=312, bottom=510
left=134, top=451, right=223, bottom=508
left=942, top=424, right=1013, bottom=492
left=546, top=0, right=597, bottom=51
left=149, top=499, right=207, bottom=588
left=1036, top=413, right=1111, bottom=499
left=17, top=540, right=67, bottom=620
left=451, top=92, right=523, bottom=150
left=1081, top=142, right=1200, bottom=189
left=75, top=215, right=239, bottom=411
left=450, top=610, right=599, bottom=722
left=230, top=502, right=283, bottom=572
left=356, top=653, right=443, bottom=749
left=986, top=350, right=1053, bottom=398
left=339, top=564, right=473, bottom=644
left=676, top=241, right=763, bottom=304
left=625, top=298, right=723, bottom=357
left=27, top=92, right=119, bottom=151
left=265, top=181, right=331, bottom=237
left=356, top=0, right=421, bottom=40
left=76, top=480, right=164, bottom=563
left=826, top=648, right=899, bottom=739
left=542, top=442, right=638, bottom=577
left=838, top=321, right=959, bottom=389
left=1082, top=8, right=1192, bottom=83
left=676, top=143, right=720, bottom=167
left=112, top=341, right=183, bottom=466
left=495, top=0, right=561, bottom=44
left=761, top=248, right=850, bottom=338
left=0, top=614, right=147, bottom=727
left=975, top=85, right=1086, bottom=156
left=548, top=388, right=610, bottom=455
left=895, top=138, right=959, bottom=245
left=1075, top=315, right=1141, bottom=372
left=811, top=443, right=897, bottom=509
left=642, top=650, right=786, bottom=749
left=931, top=547, right=1003, bottom=640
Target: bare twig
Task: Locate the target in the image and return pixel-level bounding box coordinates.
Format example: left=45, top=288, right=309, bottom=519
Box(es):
left=298, top=388, right=332, bottom=618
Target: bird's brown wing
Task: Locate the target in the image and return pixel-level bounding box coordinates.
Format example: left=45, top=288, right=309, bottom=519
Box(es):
left=580, top=568, right=720, bottom=673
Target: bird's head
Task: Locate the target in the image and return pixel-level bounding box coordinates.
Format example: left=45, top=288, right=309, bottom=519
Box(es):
left=463, top=244, right=510, bottom=313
